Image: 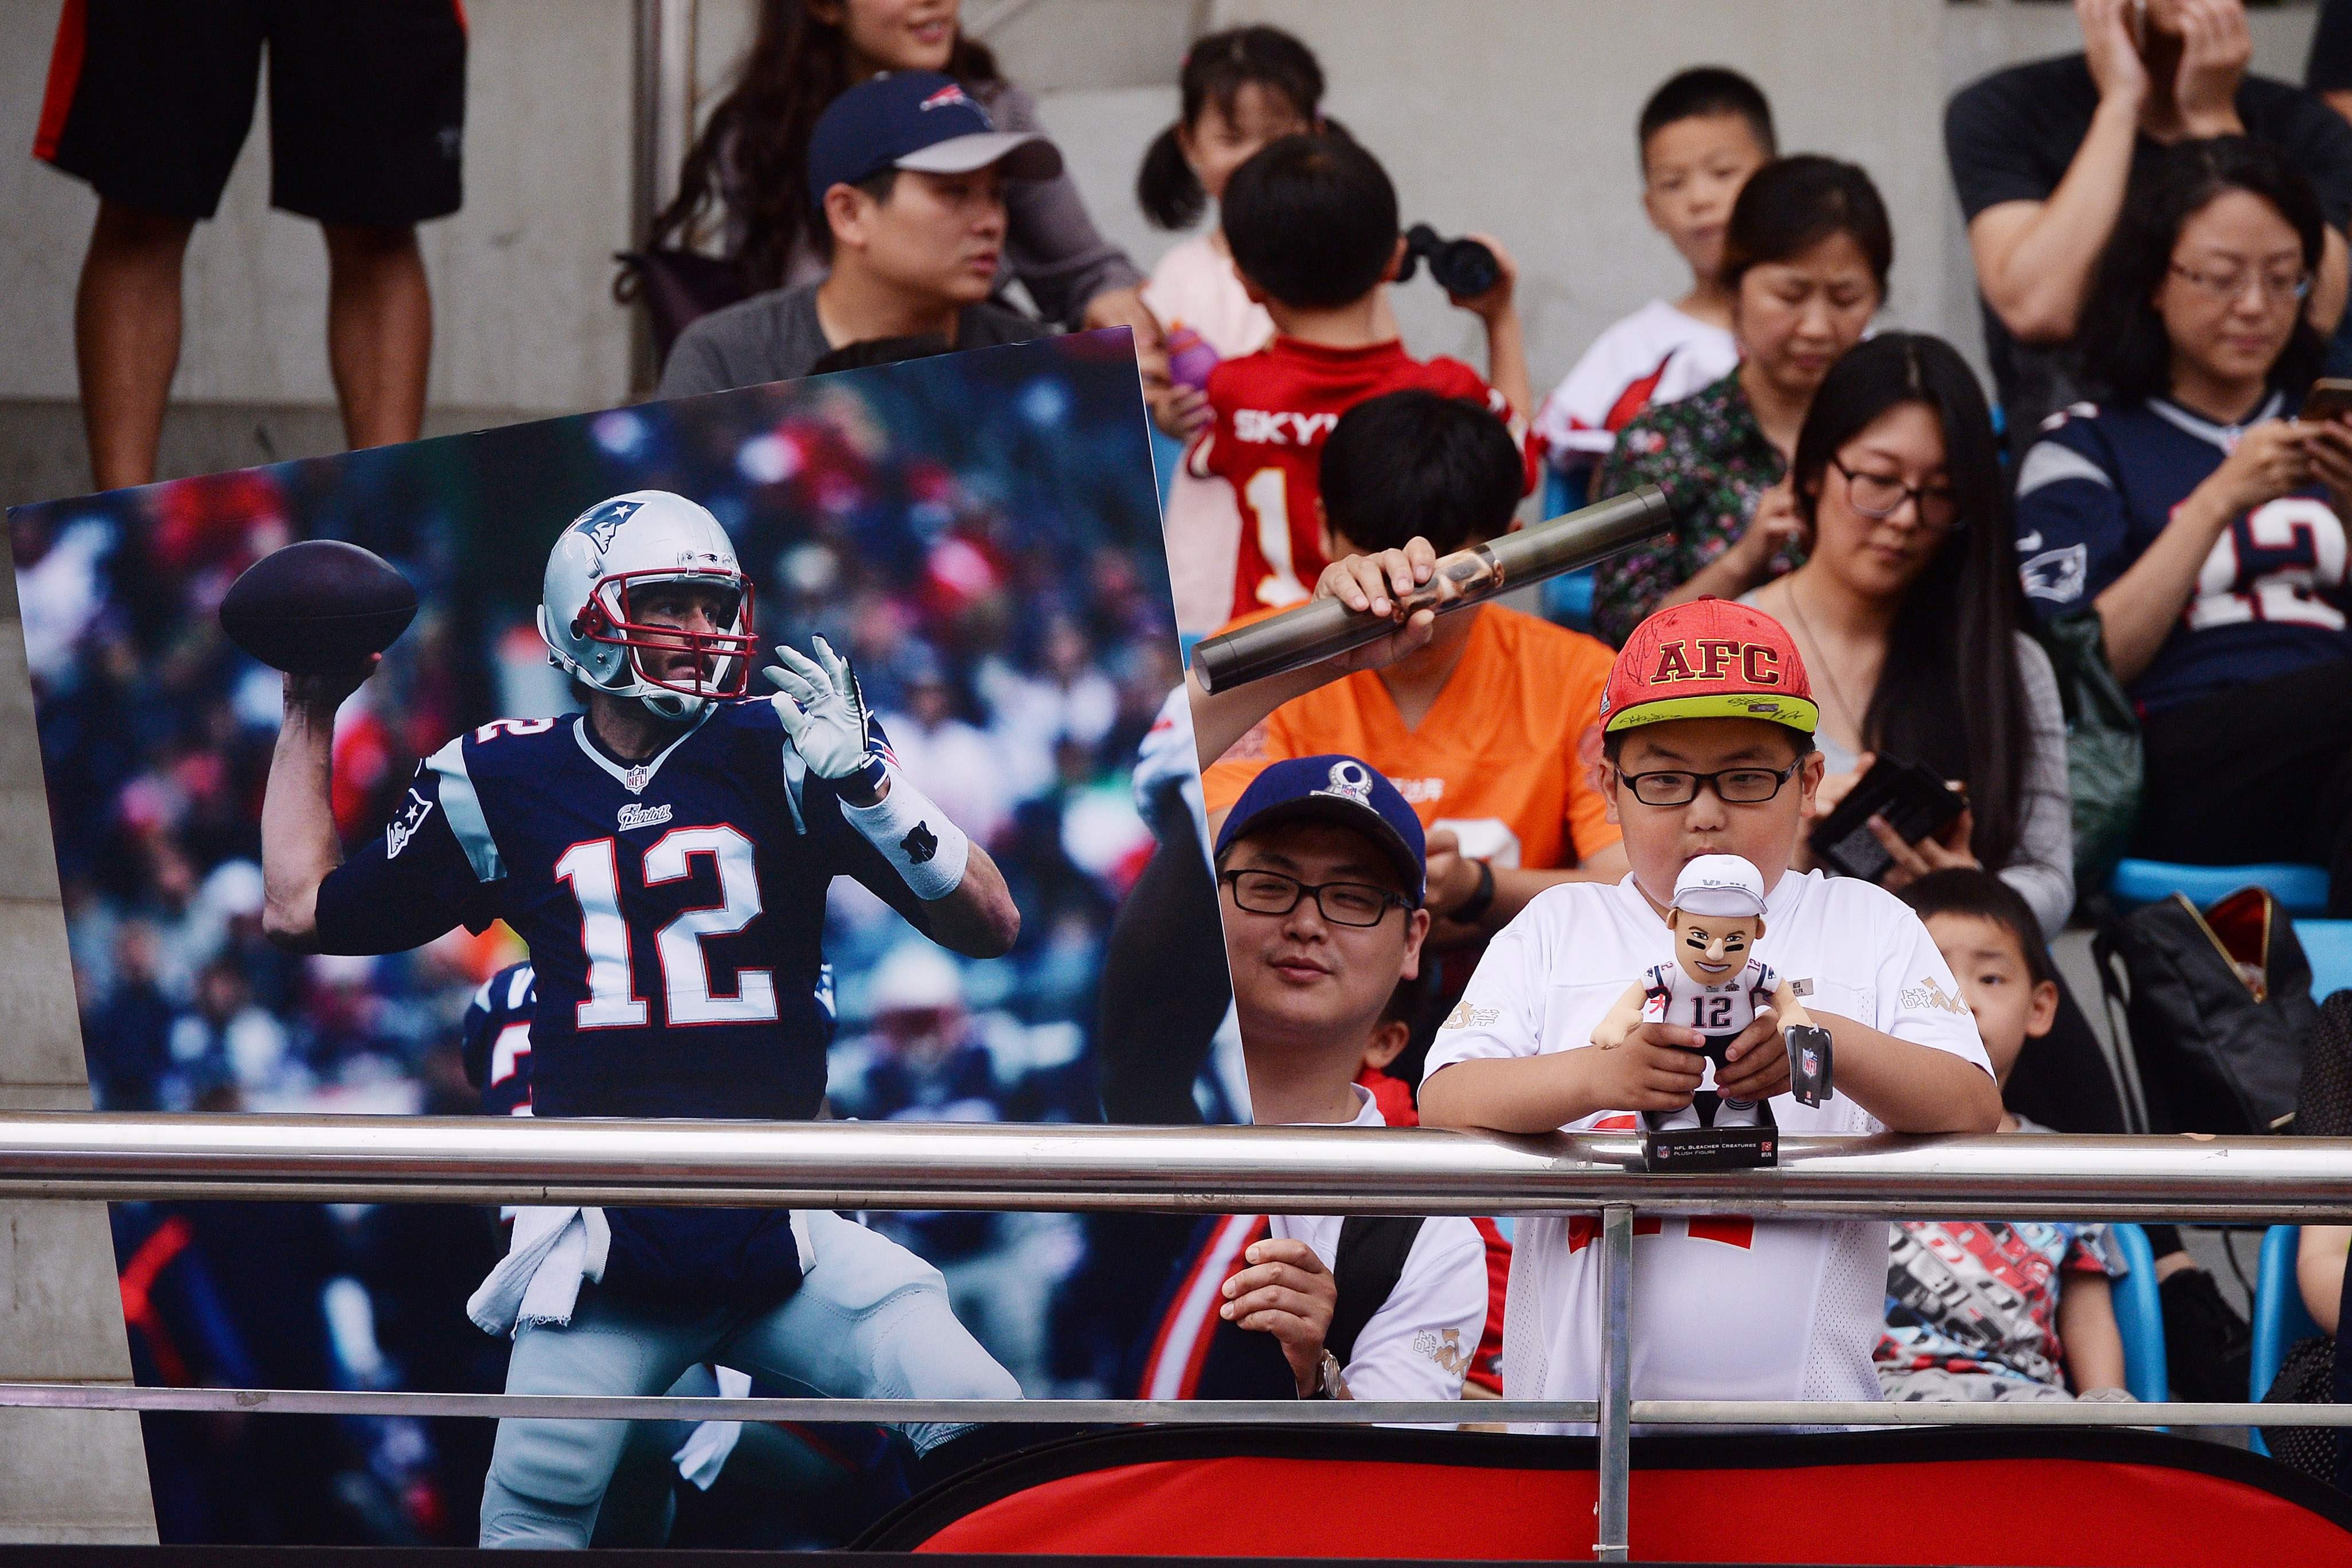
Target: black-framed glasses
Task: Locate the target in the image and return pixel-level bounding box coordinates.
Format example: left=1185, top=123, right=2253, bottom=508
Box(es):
left=1831, top=460, right=1960, bottom=531
left=1218, top=867, right=1413, bottom=926
left=1616, top=758, right=1804, bottom=808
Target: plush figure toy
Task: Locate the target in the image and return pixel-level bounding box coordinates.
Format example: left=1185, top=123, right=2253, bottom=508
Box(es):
left=1591, top=854, right=1828, bottom=1163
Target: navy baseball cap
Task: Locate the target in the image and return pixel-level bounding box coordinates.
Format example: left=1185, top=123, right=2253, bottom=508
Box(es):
left=1214, top=755, right=1427, bottom=906
left=807, top=72, right=1063, bottom=212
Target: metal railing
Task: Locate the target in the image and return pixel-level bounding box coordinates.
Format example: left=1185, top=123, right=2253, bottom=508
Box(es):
left=5, top=1112, right=2350, bottom=1561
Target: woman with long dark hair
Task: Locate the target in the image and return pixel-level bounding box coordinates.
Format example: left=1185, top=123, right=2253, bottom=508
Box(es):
left=1592, top=155, right=1892, bottom=646
left=1742, top=331, right=2073, bottom=936
left=646, top=0, right=1154, bottom=341
left=2016, top=136, right=2352, bottom=914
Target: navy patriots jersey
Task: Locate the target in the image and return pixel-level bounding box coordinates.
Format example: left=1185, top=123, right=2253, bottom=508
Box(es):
left=462, top=962, right=539, bottom=1118
left=318, top=699, right=924, bottom=1122
left=458, top=959, right=840, bottom=1120
left=2014, top=396, right=2351, bottom=713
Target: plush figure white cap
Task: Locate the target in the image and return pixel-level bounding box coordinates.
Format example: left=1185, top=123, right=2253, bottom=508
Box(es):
left=1671, top=854, right=1768, bottom=920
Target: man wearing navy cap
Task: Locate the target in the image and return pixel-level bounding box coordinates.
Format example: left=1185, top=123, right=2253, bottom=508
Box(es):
left=1131, top=755, right=1487, bottom=1407
left=659, top=71, right=1057, bottom=396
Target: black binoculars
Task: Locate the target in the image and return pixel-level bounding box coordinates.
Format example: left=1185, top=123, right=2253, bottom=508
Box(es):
left=1397, top=223, right=1500, bottom=299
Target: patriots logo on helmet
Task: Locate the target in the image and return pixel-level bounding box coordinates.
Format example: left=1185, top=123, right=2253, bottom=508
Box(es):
left=919, top=83, right=975, bottom=113
left=570, top=498, right=644, bottom=555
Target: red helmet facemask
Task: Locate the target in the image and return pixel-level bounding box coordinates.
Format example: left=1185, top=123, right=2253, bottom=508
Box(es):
left=569, top=568, right=758, bottom=701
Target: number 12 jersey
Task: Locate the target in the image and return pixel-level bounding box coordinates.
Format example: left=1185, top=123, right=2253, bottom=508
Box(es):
left=315, top=700, right=925, bottom=1121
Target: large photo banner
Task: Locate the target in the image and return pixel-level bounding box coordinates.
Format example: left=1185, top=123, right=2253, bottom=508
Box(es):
left=8, top=331, right=1200, bottom=1547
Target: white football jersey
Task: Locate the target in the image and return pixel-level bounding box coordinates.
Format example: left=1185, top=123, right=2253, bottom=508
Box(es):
left=1423, top=870, right=1990, bottom=1425
left=1532, top=300, right=1738, bottom=461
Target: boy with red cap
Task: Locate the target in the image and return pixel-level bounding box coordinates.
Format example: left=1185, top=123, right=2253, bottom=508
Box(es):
left=1419, top=599, right=2000, bottom=1423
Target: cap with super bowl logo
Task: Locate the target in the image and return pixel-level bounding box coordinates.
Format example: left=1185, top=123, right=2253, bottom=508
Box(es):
left=1214, top=754, right=1427, bottom=907
left=1670, top=853, right=1768, bottom=919
left=1599, top=599, right=1819, bottom=736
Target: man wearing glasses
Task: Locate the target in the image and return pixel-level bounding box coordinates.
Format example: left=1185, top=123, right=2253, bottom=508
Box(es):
left=1135, top=754, right=1488, bottom=1406
left=1421, top=600, right=1999, bottom=1429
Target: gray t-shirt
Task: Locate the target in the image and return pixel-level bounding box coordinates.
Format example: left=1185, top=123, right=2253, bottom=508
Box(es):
left=657, top=283, right=1048, bottom=399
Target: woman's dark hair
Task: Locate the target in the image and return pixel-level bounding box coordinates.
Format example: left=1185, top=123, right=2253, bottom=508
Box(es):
left=1898, top=867, right=2057, bottom=988
left=1138, top=26, right=1325, bottom=230
left=1221, top=133, right=1397, bottom=310
left=1789, top=332, right=2031, bottom=875
left=2078, top=136, right=2327, bottom=407
left=640, top=0, right=1001, bottom=294
left=1637, top=66, right=1776, bottom=164
left=1320, top=390, right=1525, bottom=556
left=1720, top=154, right=1893, bottom=296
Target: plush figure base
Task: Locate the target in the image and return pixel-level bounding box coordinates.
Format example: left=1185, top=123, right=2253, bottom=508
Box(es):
left=1642, top=1119, right=1778, bottom=1170
left=1640, top=1033, right=1777, bottom=1170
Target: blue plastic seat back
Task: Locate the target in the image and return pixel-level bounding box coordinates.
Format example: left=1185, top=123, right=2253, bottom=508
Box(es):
left=2108, top=1221, right=2170, bottom=1405
left=2110, top=859, right=2330, bottom=917
left=1539, top=465, right=1598, bottom=632
left=2249, top=1224, right=2326, bottom=1457
left=2296, top=919, right=2352, bottom=1004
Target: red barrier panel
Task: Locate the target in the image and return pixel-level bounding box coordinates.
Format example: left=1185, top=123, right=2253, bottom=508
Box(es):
left=864, top=1426, right=2352, bottom=1566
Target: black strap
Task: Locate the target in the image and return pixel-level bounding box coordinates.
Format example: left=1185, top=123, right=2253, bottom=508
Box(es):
left=1327, top=1216, right=1427, bottom=1367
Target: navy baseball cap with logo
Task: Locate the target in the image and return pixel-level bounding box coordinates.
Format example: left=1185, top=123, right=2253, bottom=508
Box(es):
left=806, top=71, right=1064, bottom=212
left=1214, top=754, right=1427, bottom=906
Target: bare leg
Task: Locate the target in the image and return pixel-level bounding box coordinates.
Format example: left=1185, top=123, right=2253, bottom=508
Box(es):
left=75, top=200, right=197, bottom=491
left=320, top=222, right=431, bottom=450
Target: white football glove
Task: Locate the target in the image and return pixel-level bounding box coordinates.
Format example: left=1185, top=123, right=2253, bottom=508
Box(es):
left=763, top=636, right=886, bottom=789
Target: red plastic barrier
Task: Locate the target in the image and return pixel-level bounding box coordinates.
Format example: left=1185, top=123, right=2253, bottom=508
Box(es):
left=864, top=1426, right=2352, bottom=1566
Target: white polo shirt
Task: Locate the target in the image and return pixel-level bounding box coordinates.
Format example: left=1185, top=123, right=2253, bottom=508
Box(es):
left=1270, top=1089, right=1491, bottom=1405
left=1421, top=869, right=1991, bottom=1424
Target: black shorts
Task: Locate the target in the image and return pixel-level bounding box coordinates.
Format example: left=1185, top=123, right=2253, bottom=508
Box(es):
left=34, top=0, right=466, bottom=226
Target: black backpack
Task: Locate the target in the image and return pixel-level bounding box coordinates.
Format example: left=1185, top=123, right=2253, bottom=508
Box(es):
left=2094, top=886, right=2320, bottom=1135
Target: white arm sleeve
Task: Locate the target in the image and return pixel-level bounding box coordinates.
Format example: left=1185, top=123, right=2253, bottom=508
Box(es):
left=1421, top=902, right=1552, bottom=1079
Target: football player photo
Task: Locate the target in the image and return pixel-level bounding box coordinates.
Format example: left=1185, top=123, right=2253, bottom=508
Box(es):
left=9, top=331, right=1183, bottom=1546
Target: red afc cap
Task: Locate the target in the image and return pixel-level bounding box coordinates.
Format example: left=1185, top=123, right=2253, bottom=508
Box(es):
left=1598, top=598, right=1819, bottom=736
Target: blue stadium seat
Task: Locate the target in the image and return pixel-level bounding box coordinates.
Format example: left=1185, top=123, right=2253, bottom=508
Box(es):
left=2298, top=920, right=2352, bottom=1004
left=1149, top=424, right=1185, bottom=506
left=2250, top=1224, right=2324, bottom=1457
left=1538, top=465, right=1598, bottom=633
left=2109, top=1221, right=2170, bottom=1405
left=2109, top=859, right=2330, bottom=916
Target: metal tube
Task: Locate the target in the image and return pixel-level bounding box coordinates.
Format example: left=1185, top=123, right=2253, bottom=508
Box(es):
left=1190, top=486, right=1670, bottom=694
left=1593, top=1206, right=1633, bottom=1563
left=0, top=1381, right=2341, bottom=1429
left=5, top=1115, right=2352, bottom=1219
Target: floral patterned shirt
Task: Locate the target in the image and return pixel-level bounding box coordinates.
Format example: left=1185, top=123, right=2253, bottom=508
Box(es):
left=1589, top=368, right=1800, bottom=646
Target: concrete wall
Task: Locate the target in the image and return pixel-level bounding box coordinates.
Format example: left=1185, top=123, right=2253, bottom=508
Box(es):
left=0, top=535, right=154, bottom=1543
left=0, top=0, right=2330, bottom=509
left=0, top=0, right=638, bottom=499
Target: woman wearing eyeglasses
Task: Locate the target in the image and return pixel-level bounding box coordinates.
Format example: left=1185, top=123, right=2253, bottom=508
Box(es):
left=2015, top=137, right=2352, bottom=916
left=1741, top=331, right=2073, bottom=939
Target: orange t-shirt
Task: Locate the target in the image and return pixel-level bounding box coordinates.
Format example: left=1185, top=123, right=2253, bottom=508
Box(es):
left=1202, top=604, right=1619, bottom=870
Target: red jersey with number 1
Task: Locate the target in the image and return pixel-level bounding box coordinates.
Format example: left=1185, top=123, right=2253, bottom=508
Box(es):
left=1187, top=338, right=1533, bottom=619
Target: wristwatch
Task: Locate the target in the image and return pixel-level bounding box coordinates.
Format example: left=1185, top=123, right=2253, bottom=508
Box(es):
left=1303, top=1349, right=1345, bottom=1400
left=1454, top=857, right=1497, bottom=926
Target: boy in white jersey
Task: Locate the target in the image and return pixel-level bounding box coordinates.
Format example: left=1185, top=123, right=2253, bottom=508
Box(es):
left=1419, top=599, right=2000, bottom=1422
